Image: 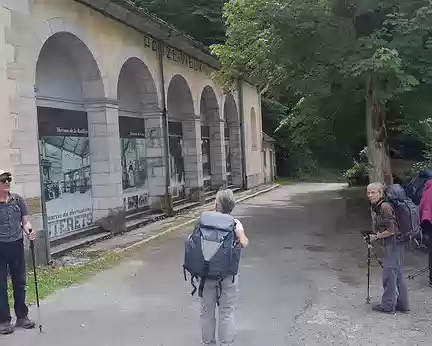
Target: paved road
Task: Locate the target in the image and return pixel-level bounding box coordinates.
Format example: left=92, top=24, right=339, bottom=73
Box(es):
left=5, top=184, right=432, bottom=345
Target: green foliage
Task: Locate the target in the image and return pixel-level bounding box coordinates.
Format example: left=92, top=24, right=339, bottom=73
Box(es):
left=344, top=162, right=369, bottom=179
left=130, top=0, right=227, bottom=45
left=213, top=0, right=432, bottom=175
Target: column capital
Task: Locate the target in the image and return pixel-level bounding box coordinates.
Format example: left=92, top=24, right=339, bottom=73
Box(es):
left=85, top=98, right=119, bottom=111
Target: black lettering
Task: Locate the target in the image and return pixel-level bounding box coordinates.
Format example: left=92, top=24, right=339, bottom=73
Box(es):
left=144, top=36, right=150, bottom=47
left=74, top=215, right=82, bottom=230
left=152, top=40, right=158, bottom=52
left=172, top=49, right=178, bottom=62
left=67, top=217, right=74, bottom=232
left=166, top=47, right=172, bottom=60
left=181, top=53, right=187, bottom=65
left=189, top=57, right=194, bottom=69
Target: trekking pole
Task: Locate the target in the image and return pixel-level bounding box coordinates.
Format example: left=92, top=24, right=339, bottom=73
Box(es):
left=366, top=244, right=371, bottom=304
left=29, top=230, right=43, bottom=333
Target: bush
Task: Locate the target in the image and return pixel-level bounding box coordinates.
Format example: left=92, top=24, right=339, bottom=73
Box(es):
left=344, top=162, right=368, bottom=179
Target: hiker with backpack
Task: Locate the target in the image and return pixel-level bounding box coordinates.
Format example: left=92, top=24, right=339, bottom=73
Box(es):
left=419, top=179, right=432, bottom=287
left=367, top=182, right=412, bottom=314
left=183, top=189, right=249, bottom=346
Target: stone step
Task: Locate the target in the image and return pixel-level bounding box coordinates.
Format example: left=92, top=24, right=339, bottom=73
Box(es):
left=125, top=212, right=165, bottom=232
left=51, top=231, right=111, bottom=257
left=126, top=208, right=154, bottom=221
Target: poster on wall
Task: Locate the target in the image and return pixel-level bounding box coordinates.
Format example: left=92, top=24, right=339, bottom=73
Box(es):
left=37, top=107, right=93, bottom=240
left=119, top=117, right=149, bottom=212
left=225, top=126, right=232, bottom=185
left=169, top=121, right=186, bottom=199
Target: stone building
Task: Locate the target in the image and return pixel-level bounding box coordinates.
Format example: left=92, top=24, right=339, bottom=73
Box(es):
left=0, top=0, right=264, bottom=260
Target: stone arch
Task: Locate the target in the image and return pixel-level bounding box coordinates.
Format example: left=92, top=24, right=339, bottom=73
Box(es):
left=167, top=75, right=203, bottom=201
left=118, top=57, right=159, bottom=114
left=200, top=86, right=224, bottom=190
left=112, top=50, right=161, bottom=108
left=117, top=57, right=162, bottom=212
left=167, top=75, right=195, bottom=120
left=223, top=95, right=242, bottom=186
left=35, top=31, right=123, bottom=239
left=35, top=32, right=105, bottom=107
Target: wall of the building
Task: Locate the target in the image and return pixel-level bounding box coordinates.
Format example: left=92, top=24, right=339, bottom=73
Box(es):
left=0, top=0, right=264, bottom=259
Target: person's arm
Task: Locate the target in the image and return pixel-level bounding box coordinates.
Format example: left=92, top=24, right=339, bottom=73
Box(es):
left=18, top=196, right=35, bottom=241
left=235, top=220, right=249, bottom=248
left=370, top=203, right=396, bottom=241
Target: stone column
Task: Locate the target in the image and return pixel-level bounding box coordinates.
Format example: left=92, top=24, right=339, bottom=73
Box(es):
left=230, top=124, right=243, bottom=187
left=143, top=110, right=169, bottom=212
left=210, top=120, right=227, bottom=190
left=86, top=100, right=125, bottom=234
left=182, top=117, right=205, bottom=203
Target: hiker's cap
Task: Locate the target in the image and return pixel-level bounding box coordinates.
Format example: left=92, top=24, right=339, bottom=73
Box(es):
left=0, top=170, right=11, bottom=177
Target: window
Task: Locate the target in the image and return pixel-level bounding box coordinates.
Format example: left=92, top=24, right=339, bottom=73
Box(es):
left=251, top=108, right=258, bottom=150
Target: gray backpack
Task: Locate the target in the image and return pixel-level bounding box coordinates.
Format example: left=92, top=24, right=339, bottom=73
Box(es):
left=183, top=211, right=241, bottom=304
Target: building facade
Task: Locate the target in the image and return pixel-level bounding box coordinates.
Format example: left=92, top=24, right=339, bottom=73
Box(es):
left=0, top=0, right=264, bottom=256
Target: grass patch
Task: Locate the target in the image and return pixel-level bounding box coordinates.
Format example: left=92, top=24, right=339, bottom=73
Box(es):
left=8, top=251, right=123, bottom=306
left=7, top=221, right=196, bottom=307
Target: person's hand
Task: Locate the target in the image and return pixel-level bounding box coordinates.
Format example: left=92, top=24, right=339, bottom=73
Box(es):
left=28, top=230, right=37, bottom=242
left=24, top=222, right=36, bottom=241
left=369, top=234, right=379, bottom=242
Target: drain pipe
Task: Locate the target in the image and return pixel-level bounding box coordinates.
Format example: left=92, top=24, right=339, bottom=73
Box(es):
left=237, top=79, right=248, bottom=190
left=158, top=40, right=173, bottom=216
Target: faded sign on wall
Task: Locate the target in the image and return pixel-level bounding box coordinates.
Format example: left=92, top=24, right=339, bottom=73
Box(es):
left=119, top=117, right=149, bottom=212
left=37, top=107, right=93, bottom=239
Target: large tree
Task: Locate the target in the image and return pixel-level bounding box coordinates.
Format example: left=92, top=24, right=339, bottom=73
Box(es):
left=212, top=0, right=432, bottom=183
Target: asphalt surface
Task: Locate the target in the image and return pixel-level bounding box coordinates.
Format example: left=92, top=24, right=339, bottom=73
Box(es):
left=4, top=183, right=432, bottom=346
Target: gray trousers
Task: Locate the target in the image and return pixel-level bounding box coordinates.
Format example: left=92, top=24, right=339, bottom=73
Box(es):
left=381, top=242, right=409, bottom=311
left=200, top=277, right=238, bottom=346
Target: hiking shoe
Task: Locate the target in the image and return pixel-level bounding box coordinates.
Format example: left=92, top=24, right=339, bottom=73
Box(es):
left=396, top=306, right=410, bottom=314
left=372, top=304, right=395, bottom=314
left=15, top=317, right=36, bottom=329
left=0, top=321, right=14, bottom=335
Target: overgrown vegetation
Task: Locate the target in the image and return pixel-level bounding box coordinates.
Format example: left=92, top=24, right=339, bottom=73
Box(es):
left=131, top=0, right=432, bottom=181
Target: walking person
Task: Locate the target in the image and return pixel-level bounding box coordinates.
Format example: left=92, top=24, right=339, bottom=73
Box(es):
left=0, top=170, right=37, bottom=334
left=367, top=182, right=410, bottom=314
left=200, top=190, right=249, bottom=346
left=419, top=180, right=432, bottom=287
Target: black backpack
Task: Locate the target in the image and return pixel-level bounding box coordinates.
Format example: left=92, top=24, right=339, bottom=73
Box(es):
left=183, top=211, right=241, bottom=304
left=405, top=171, right=432, bottom=206
left=385, top=184, right=421, bottom=243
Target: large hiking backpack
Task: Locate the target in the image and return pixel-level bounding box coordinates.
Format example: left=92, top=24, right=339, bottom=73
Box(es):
left=183, top=211, right=241, bottom=304
left=405, top=170, right=432, bottom=206
left=385, top=184, right=421, bottom=242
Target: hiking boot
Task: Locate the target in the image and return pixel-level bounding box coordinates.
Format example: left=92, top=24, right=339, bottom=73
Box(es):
left=0, top=321, right=14, bottom=335
left=372, top=304, right=395, bottom=314
left=15, top=317, right=36, bottom=329
left=396, top=306, right=410, bottom=314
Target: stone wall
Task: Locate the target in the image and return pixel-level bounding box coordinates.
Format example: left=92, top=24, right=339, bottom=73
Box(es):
left=0, top=0, right=264, bottom=262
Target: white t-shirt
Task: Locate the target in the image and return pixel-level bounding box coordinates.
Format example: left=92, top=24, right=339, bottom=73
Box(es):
left=234, top=218, right=244, bottom=233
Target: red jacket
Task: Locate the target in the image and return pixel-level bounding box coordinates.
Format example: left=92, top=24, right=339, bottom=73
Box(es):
left=420, top=180, right=432, bottom=225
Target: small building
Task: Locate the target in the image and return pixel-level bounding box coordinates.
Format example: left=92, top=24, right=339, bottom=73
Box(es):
left=262, top=133, right=277, bottom=183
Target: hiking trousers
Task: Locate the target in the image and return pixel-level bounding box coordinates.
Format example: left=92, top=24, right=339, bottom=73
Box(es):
left=0, top=239, right=29, bottom=323
left=381, top=242, right=409, bottom=311
left=200, top=277, right=238, bottom=346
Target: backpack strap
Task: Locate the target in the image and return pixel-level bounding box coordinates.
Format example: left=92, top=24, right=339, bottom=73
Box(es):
left=216, top=278, right=223, bottom=307
left=190, top=276, right=198, bottom=297
left=198, top=260, right=210, bottom=298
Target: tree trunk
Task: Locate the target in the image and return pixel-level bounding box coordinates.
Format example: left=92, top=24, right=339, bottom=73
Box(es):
left=365, top=74, right=393, bottom=185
